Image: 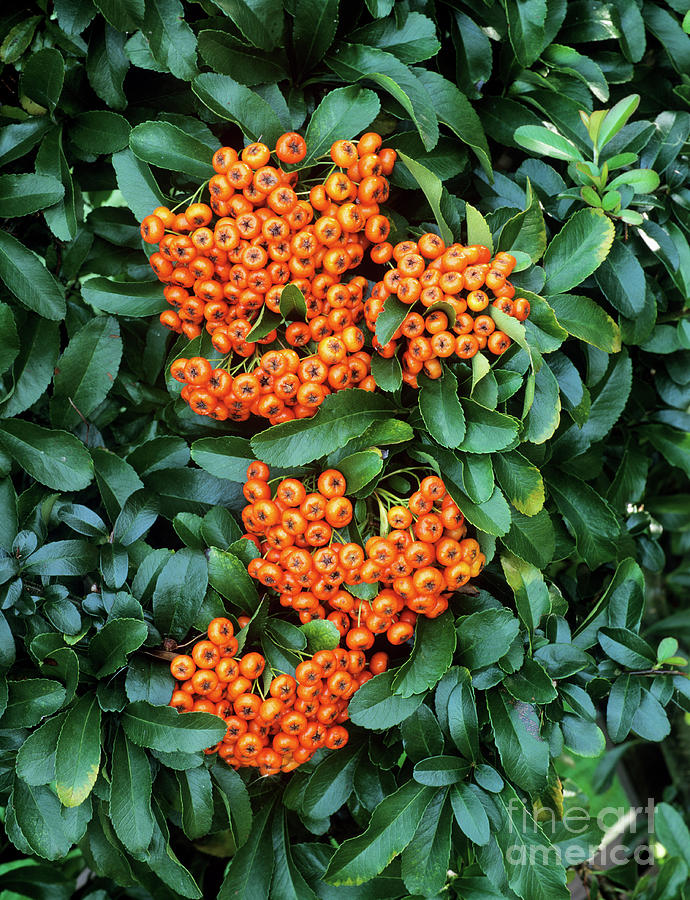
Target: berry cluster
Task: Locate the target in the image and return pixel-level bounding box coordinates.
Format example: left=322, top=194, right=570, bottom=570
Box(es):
left=169, top=617, right=387, bottom=775
left=169, top=332, right=373, bottom=423
left=241, top=462, right=485, bottom=649
left=364, top=239, right=529, bottom=385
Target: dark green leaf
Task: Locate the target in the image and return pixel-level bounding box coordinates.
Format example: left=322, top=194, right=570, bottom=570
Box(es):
left=392, top=610, right=456, bottom=697
left=89, top=618, right=148, bottom=677
left=455, top=609, right=520, bottom=670
left=450, top=783, right=490, bottom=845
left=486, top=691, right=549, bottom=791
left=324, top=780, right=436, bottom=885
left=51, top=316, right=123, bottom=429
left=0, top=232, right=65, bottom=320
left=122, top=701, right=226, bottom=752
left=304, top=85, right=381, bottom=164
left=251, top=390, right=395, bottom=466
left=0, top=174, right=64, bottom=218
left=418, top=370, right=466, bottom=448
left=55, top=694, right=101, bottom=807
left=543, top=209, right=615, bottom=295
left=153, top=549, right=208, bottom=640
left=130, top=121, right=214, bottom=181
left=71, top=111, right=130, bottom=155
left=348, top=670, right=425, bottom=729
left=192, top=74, right=285, bottom=146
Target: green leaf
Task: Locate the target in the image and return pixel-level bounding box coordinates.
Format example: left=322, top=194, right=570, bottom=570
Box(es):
left=11, top=780, right=73, bottom=861
left=2, top=679, right=66, bottom=728
left=190, top=436, right=256, bottom=482
left=130, top=121, right=214, bottom=181
left=642, top=4, right=690, bottom=74
left=15, top=712, right=65, bottom=785
left=486, top=691, right=549, bottom=792
left=93, top=447, right=143, bottom=519
left=448, top=669, right=480, bottom=760
left=279, top=283, right=308, bottom=320
left=87, top=22, right=129, bottom=110
left=542, top=44, right=609, bottom=102
left=0, top=421, right=93, bottom=491
left=0, top=174, right=64, bottom=218
left=191, top=74, right=285, bottom=147
left=400, top=704, right=445, bottom=762
left=1, top=16, right=41, bottom=64
left=450, top=783, right=490, bottom=845
left=304, top=85, right=381, bottom=165
left=642, top=425, right=690, bottom=479
left=142, top=0, right=198, bottom=81
left=21, top=47, right=64, bottom=112
left=597, top=94, right=640, bottom=148
left=217, top=796, right=274, bottom=900
left=82, top=278, right=167, bottom=318
left=122, top=701, right=226, bottom=753
left=271, top=807, right=319, bottom=900
left=153, top=549, right=209, bottom=640
left=504, top=658, right=557, bottom=704
left=401, top=790, right=452, bottom=897
left=456, top=609, right=520, bottom=671
left=598, top=627, right=655, bottom=669
left=24, top=539, right=97, bottom=577
left=523, top=361, right=561, bottom=443
left=465, top=202, right=493, bottom=253
left=418, top=370, right=466, bottom=448
left=505, top=0, right=547, bottom=66
left=514, top=124, right=584, bottom=161
left=207, top=547, right=259, bottom=613
left=326, top=44, right=438, bottom=151
left=348, top=670, right=425, bottom=729
left=35, top=127, right=77, bottom=242
left=337, top=450, right=383, bottom=494
left=0, top=302, right=19, bottom=377
left=606, top=674, right=641, bottom=742
left=457, top=400, right=519, bottom=454
left=125, top=657, right=173, bottom=706
left=93, top=0, right=144, bottom=31
left=324, top=780, right=436, bottom=885
left=178, top=766, right=213, bottom=840
left=375, top=294, right=409, bottom=345
left=250, top=390, right=395, bottom=467
left=654, top=802, right=690, bottom=861
left=55, top=694, right=101, bottom=807
left=197, top=31, right=287, bottom=85
left=89, top=618, right=148, bottom=677
left=397, top=151, right=453, bottom=245
left=548, top=472, right=620, bottom=567
left=110, top=728, right=155, bottom=854
left=414, top=69, right=491, bottom=179
left=543, top=209, right=615, bottom=295
left=499, top=180, right=547, bottom=263
left=414, top=756, right=470, bottom=786
left=0, top=231, right=65, bottom=321
left=595, top=240, right=646, bottom=317
left=493, top=450, right=544, bottom=516
left=50, top=316, right=123, bottom=429
left=293, top=0, right=339, bottom=74
left=209, top=0, right=284, bottom=52
left=501, top=553, right=550, bottom=633
left=71, top=111, right=130, bottom=155
left=493, top=785, right=570, bottom=900
left=352, top=12, right=439, bottom=64
left=302, top=742, right=361, bottom=819
left=547, top=293, right=621, bottom=352
left=392, top=611, right=456, bottom=697
left=299, top=619, right=340, bottom=653
left=112, top=149, right=165, bottom=222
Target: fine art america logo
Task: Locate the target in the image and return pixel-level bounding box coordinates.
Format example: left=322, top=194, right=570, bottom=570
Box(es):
left=506, top=797, right=659, bottom=868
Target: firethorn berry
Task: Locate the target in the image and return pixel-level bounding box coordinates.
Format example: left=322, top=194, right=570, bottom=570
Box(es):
left=167, top=610, right=385, bottom=775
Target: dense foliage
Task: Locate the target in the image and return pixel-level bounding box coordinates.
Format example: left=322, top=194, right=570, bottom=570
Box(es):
left=0, top=0, right=689, bottom=898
